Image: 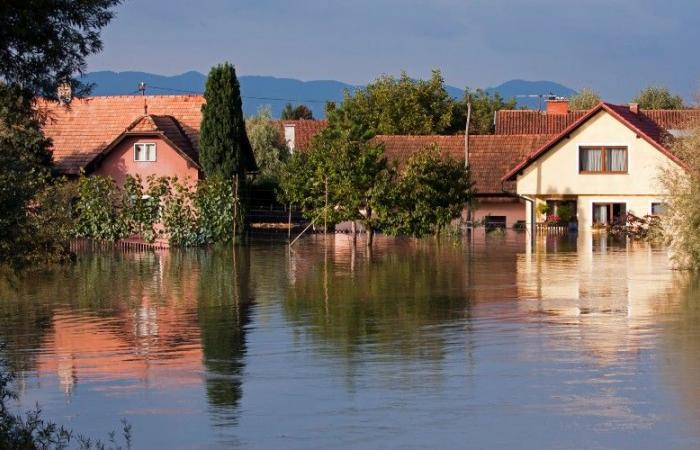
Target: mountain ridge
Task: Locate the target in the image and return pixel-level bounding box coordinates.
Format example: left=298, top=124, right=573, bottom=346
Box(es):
left=80, top=70, right=577, bottom=117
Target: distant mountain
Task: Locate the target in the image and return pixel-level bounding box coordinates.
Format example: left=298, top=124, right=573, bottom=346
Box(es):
left=80, top=71, right=577, bottom=117
left=486, top=79, right=577, bottom=110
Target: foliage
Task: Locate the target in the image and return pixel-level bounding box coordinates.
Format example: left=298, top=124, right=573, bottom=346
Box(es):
left=660, top=127, right=700, bottom=269
left=121, top=175, right=169, bottom=243
left=278, top=125, right=390, bottom=233
left=280, top=103, right=313, bottom=120
left=200, top=62, right=252, bottom=180
left=556, top=204, right=574, bottom=223
left=546, top=214, right=561, bottom=224
left=448, top=88, right=518, bottom=134
left=246, top=106, right=289, bottom=184
left=1, top=347, right=132, bottom=449
left=536, top=203, right=550, bottom=218
left=376, top=145, right=473, bottom=237
left=26, top=178, right=78, bottom=263
left=0, top=0, right=121, bottom=99
left=633, top=86, right=684, bottom=109
left=193, top=175, right=236, bottom=245
left=329, top=70, right=454, bottom=135
left=0, top=87, right=54, bottom=269
left=74, top=175, right=128, bottom=241
left=569, top=88, right=601, bottom=110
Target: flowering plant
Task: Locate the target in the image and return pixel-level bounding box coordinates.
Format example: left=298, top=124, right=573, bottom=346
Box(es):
left=546, top=214, right=561, bottom=223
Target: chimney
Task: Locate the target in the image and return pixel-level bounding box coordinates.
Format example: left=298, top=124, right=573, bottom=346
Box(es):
left=284, top=123, right=296, bottom=152
left=628, top=102, right=639, bottom=114
left=546, top=97, right=569, bottom=115
left=57, top=81, right=72, bottom=105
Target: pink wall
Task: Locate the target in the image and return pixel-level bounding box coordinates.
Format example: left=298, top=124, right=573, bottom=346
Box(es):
left=93, top=136, right=199, bottom=187
left=473, top=198, right=526, bottom=228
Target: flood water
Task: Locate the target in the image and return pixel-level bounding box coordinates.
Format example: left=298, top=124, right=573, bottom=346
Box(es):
left=2, top=232, right=700, bottom=449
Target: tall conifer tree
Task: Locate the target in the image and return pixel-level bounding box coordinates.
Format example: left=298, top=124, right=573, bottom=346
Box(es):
left=200, top=63, right=250, bottom=179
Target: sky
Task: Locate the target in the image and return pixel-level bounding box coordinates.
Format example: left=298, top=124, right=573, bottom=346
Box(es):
left=88, top=0, right=700, bottom=102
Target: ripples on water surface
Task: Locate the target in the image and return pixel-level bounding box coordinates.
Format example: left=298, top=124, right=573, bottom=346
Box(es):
left=2, top=232, right=700, bottom=448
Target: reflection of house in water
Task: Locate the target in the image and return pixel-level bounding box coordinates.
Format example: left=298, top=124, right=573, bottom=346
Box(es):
left=516, top=232, right=676, bottom=363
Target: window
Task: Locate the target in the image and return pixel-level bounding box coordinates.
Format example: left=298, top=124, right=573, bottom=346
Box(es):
left=485, top=216, right=507, bottom=230
left=651, top=202, right=667, bottom=216
left=579, top=146, right=627, bottom=173
left=592, top=202, right=627, bottom=225
left=134, top=143, right=156, bottom=162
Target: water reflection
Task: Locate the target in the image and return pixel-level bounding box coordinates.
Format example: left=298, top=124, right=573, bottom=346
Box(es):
left=1, top=233, right=700, bottom=448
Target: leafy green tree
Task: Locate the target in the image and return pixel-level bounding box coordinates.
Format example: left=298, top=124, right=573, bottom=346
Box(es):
left=569, top=87, right=601, bottom=110
left=0, top=89, right=54, bottom=268
left=0, top=0, right=120, bottom=268
left=280, top=103, right=313, bottom=120
left=633, top=86, right=684, bottom=109
left=332, top=70, right=454, bottom=135
left=377, top=145, right=473, bottom=237
left=246, top=106, right=289, bottom=184
left=0, top=0, right=121, bottom=98
left=448, top=88, right=517, bottom=134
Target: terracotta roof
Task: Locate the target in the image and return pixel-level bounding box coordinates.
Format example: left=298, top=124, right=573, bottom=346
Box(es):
left=496, top=107, right=700, bottom=135
left=502, top=102, right=685, bottom=181
left=38, top=95, right=258, bottom=175
left=279, top=119, right=328, bottom=150
left=373, top=134, right=550, bottom=194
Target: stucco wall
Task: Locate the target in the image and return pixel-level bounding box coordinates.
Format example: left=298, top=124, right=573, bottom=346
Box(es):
left=516, top=111, right=678, bottom=197
left=94, top=136, right=199, bottom=187
left=473, top=198, right=526, bottom=227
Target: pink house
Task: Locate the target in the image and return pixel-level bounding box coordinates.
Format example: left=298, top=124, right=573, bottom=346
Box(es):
left=38, top=95, right=256, bottom=185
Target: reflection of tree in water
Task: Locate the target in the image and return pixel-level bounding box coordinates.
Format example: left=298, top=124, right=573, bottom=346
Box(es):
left=196, top=246, right=253, bottom=425
left=283, top=239, right=475, bottom=365
left=660, top=275, right=700, bottom=426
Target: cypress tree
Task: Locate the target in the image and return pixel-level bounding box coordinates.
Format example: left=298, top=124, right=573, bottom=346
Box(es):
left=199, top=63, right=252, bottom=238
left=200, top=63, right=250, bottom=179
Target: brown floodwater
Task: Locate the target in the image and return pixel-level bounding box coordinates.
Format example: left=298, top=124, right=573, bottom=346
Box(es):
left=2, top=231, right=700, bottom=449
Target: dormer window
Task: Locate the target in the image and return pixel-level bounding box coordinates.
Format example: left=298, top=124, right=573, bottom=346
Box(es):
left=579, top=146, right=627, bottom=173
left=134, top=143, right=156, bottom=162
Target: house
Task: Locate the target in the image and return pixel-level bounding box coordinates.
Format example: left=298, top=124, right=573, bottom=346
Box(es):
left=37, top=94, right=257, bottom=186
left=374, top=135, right=549, bottom=228
left=279, top=119, right=328, bottom=152
left=501, top=101, right=700, bottom=233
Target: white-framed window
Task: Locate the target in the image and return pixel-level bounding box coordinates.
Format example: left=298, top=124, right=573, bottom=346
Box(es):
left=134, top=143, right=156, bottom=162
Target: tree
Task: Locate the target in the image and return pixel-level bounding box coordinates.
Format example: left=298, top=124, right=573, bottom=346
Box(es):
left=200, top=63, right=254, bottom=236
left=0, top=88, right=54, bottom=267
left=633, top=86, right=684, bottom=109
left=280, top=103, right=313, bottom=120
left=246, top=106, right=289, bottom=184
left=332, top=70, right=454, bottom=135
left=0, top=0, right=121, bottom=99
left=660, top=127, right=700, bottom=269
left=448, top=88, right=517, bottom=134
left=278, top=121, right=390, bottom=242
left=569, top=87, right=601, bottom=110
left=0, top=1, right=120, bottom=268
left=376, top=145, right=473, bottom=237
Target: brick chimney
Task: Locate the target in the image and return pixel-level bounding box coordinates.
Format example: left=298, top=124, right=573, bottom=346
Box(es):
left=57, top=81, right=72, bottom=105
left=546, top=98, right=569, bottom=115
left=628, top=102, right=639, bottom=114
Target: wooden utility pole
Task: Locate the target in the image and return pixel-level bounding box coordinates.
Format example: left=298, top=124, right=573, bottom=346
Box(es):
left=324, top=176, right=329, bottom=234
left=232, top=174, right=239, bottom=241
left=464, top=95, right=472, bottom=231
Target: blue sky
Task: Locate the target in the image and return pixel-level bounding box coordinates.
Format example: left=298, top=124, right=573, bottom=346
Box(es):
left=88, top=0, right=700, bottom=102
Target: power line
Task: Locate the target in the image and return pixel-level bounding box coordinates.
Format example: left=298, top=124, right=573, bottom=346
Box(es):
left=146, top=84, right=333, bottom=104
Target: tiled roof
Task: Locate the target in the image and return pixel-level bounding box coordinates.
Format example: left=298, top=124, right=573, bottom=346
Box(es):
left=496, top=108, right=700, bottom=135
left=502, top=102, right=686, bottom=181
left=279, top=119, right=328, bottom=150
left=120, top=115, right=198, bottom=166
left=373, top=134, right=550, bottom=194
left=38, top=95, right=206, bottom=174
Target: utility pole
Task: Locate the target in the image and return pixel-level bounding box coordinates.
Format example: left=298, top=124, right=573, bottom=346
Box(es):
left=464, top=95, right=472, bottom=231
left=138, top=82, right=147, bottom=114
